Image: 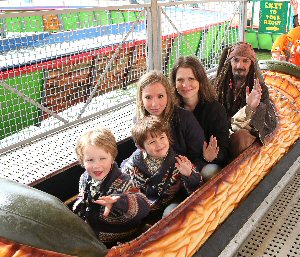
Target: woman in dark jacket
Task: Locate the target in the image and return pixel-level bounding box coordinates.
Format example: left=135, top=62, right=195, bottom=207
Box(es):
left=170, top=56, right=230, bottom=181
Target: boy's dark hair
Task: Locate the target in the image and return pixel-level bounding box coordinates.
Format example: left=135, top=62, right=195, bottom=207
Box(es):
left=131, top=115, right=172, bottom=149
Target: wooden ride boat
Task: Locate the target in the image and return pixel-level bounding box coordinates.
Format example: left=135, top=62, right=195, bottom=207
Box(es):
left=0, top=60, right=299, bottom=257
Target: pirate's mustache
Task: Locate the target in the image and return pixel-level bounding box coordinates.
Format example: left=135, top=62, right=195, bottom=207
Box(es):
left=233, top=68, right=246, bottom=72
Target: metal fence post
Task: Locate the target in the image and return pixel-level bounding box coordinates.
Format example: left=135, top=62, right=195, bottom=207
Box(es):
left=146, top=0, right=162, bottom=71
left=238, top=0, right=247, bottom=42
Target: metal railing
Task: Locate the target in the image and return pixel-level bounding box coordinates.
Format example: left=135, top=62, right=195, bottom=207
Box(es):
left=0, top=0, right=245, bottom=153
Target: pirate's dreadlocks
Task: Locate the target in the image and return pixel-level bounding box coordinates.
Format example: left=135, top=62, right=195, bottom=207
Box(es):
left=213, top=43, right=264, bottom=119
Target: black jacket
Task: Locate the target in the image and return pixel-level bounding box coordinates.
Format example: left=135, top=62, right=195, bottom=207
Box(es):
left=192, top=99, right=229, bottom=166
left=170, top=107, right=206, bottom=171
left=127, top=107, right=206, bottom=171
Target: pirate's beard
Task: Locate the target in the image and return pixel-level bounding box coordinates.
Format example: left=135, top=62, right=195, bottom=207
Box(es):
left=233, top=74, right=247, bottom=85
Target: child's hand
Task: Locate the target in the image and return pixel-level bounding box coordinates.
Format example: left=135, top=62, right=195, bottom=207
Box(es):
left=165, top=180, right=181, bottom=195
left=78, top=190, right=84, bottom=198
left=175, top=155, right=193, bottom=177
left=94, top=195, right=120, bottom=217
left=203, top=135, right=219, bottom=162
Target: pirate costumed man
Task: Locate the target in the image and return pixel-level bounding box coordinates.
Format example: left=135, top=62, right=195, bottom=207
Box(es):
left=213, top=42, right=277, bottom=159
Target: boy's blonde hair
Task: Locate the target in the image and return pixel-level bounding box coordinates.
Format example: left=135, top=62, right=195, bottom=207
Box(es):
left=136, top=70, right=178, bottom=123
left=131, top=116, right=172, bottom=149
left=75, top=128, right=118, bottom=166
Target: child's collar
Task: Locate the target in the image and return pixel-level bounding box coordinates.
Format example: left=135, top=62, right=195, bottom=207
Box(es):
left=142, top=150, right=169, bottom=161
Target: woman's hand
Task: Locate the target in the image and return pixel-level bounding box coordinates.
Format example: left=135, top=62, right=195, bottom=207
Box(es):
left=246, top=79, right=262, bottom=112
left=175, top=155, right=193, bottom=177
left=94, top=195, right=120, bottom=217
left=203, top=135, right=219, bottom=162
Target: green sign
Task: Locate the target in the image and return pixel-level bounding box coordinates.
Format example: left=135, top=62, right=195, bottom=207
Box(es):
left=259, top=1, right=289, bottom=33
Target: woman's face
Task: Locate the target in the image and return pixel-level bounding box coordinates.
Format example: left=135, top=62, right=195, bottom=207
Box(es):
left=141, top=82, right=168, bottom=117
left=175, top=67, right=200, bottom=101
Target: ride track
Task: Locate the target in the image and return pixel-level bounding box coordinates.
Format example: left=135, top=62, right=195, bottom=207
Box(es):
left=0, top=60, right=299, bottom=257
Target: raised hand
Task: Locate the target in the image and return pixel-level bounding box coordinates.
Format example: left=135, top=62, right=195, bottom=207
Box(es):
left=175, top=155, right=193, bottom=177
left=94, top=195, right=120, bottom=217
left=246, top=79, right=262, bottom=112
left=290, top=0, right=298, bottom=14
left=203, top=135, right=219, bottom=162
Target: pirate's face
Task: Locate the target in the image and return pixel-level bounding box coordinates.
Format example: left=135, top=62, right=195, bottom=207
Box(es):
left=230, top=56, right=252, bottom=80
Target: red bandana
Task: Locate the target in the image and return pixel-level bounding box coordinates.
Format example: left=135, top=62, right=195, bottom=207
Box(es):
left=227, top=42, right=256, bottom=63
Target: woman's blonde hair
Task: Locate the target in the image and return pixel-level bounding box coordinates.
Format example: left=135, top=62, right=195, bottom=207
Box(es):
left=75, top=128, right=118, bottom=166
left=136, top=70, right=178, bottom=123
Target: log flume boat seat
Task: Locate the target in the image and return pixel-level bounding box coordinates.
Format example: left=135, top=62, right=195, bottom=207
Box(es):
left=0, top=60, right=299, bottom=257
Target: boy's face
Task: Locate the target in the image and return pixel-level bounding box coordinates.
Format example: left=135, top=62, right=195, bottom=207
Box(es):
left=82, top=144, right=114, bottom=181
left=142, top=132, right=169, bottom=159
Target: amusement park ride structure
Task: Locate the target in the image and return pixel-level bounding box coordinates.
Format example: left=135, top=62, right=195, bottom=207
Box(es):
left=0, top=1, right=299, bottom=256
